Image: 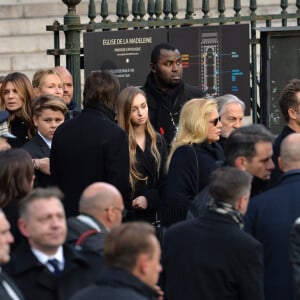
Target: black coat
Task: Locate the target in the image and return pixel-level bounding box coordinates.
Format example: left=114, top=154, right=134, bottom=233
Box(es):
left=163, top=142, right=224, bottom=226
left=70, top=267, right=158, bottom=300
left=128, top=133, right=167, bottom=224
left=66, top=100, right=81, bottom=120
left=290, top=217, right=300, bottom=300
left=23, top=134, right=53, bottom=187
left=244, top=170, right=300, bottom=300
left=162, top=211, right=264, bottom=300
left=50, top=103, right=132, bottom=217
left=267, top=125, right=294, bottom=189
left=3, top=241, right=103, bottom=300
left=67, top=214, right=108, bottom=255
left=143, top=73, right=204, bottom=148
left=0, top=270, right=25, bottom=300
left=8, top=116, right=31, bottom=148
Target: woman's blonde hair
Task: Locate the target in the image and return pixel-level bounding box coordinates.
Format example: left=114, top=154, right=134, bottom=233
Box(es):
left=32, top=68, right=62, bottom=94
left=117, top=86, right=161, bottom=190
left=167, top=98, right=217, bottom=168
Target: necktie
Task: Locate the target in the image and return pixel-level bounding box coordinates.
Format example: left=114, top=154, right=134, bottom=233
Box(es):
left=47, top=259, right=62, bottom=278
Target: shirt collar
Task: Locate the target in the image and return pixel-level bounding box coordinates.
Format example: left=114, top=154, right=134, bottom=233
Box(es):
left=37, top=131, right=52, bottom=149
left=31, top=246, right=64, bottom=270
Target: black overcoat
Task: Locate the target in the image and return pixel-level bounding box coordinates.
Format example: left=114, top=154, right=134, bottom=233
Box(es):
left=50, top=103, right=131, bottom=217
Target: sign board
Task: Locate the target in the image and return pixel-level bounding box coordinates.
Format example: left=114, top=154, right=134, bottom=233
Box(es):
left=169, top=24, right=250, bottom=114
left=84, top=28, right=168, bottom=88
left=84, top=24, right=250, bottom=114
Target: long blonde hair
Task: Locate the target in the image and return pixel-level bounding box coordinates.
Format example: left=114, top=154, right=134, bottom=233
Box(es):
left=117, top=86, right=161, bottom=190
left=167, top=98, right=217, bottom=168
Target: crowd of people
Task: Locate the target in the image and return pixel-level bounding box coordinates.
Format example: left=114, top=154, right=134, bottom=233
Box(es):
left=0, top=42, right=300, bottom=300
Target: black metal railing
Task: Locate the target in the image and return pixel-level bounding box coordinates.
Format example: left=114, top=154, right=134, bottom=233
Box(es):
left=47, top=0, right=300, bottom=122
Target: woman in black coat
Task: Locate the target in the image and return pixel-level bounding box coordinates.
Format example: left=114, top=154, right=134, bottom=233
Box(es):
left=163, top=98, right=224, bottom=226
left=117, top=86, right=167, bottom=224
left=0, top=72, right=35, bottom=148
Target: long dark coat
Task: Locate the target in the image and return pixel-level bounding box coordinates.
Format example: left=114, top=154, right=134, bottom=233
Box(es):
left=163, top=142, right=224, bottom=226
left=245, top=170, right=300, bottom=300
left=162, top=211, right=264, bottom=300
left=50, top=103, right=132, bottom=217
left=128, top=133, right=167, bottom=224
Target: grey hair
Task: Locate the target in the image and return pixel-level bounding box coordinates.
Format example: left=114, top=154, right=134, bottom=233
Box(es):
left=216, top=94, right=245, bottom=116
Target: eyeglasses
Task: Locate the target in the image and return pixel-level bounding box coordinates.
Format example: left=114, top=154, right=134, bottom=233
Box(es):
left=105, top=207, right=127, bottom=218
left=209, top=116, right=221, bottom=126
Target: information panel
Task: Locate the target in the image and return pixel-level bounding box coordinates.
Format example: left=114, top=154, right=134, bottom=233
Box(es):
left=169, top=24, right=250, bottom=114
left=84, top=25, right=250, bottom=113
left=84, top=28, right=168, bottom=89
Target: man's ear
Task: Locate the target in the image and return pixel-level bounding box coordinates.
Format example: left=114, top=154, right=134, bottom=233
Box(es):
left=234, top=156, right=248, bottom=171
left=138, top=254, right=149, bottom=275
left=150, top=63, right=157, bottom=74
left=278, top=156, right=284, bottom=171
left=288, top=108, right=297, bottom=120
left=18, top=218, right=29, bottom=238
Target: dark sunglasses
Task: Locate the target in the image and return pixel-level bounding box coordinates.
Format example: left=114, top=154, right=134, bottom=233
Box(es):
left=209, top=116, right=221, bottom=126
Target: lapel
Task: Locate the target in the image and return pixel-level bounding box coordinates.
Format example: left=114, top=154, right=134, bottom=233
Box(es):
left=10, top=242, right=57, bottom=291
left=35, top=135, right=50, bottom=157
left=0, top=271, right=25, bottom=300
left=136, top=136, right=157, bottom=180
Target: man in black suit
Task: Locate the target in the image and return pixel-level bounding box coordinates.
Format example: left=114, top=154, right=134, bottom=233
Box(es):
left=51, top=71, right=131, bottom=217
left=0, top=209, right=25, bottom=300
left=162, top=167, right=264, bottom=300
left=4, top=187, right=103, bottom=300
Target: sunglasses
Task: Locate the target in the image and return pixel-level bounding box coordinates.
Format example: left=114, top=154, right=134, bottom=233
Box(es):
left=209, top=116, right=221, bottom=126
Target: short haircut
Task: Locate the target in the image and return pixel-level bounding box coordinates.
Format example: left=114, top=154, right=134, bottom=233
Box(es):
left=32, top=94, right=68, bottom=117
left=19, top=187, right=64, bottom=220
left=83, top=71, right=120, bottom=110
left=104, top=222, right=156, bottom=272
left=278, top=79, right=300, bottom=122
left=216, top=94, right=245, bottom=116
left=32, top=68, right=62, bottom=89
left=150, top=43, right=178, bottom=65
left=225, top=124, right=274, bottom=165
left=209, top=167, right=252, bottom=205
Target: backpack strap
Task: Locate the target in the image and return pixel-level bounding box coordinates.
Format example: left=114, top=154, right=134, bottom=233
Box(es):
left=75, top=229, right=99, bottom=247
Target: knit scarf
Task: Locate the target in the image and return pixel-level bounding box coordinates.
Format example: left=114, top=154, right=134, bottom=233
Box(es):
left=207, top=199, right=244, bottom=229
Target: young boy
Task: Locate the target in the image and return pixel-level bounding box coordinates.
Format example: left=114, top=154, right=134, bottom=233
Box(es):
left=23, top=94, right=67, bottom=187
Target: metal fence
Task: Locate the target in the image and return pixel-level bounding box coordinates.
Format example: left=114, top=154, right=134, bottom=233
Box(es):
left=46, top=0, right=300, bottom=122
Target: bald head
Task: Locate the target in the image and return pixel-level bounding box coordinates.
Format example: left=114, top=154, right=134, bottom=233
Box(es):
left=79, top=182, right=124, bottom=229
left=279, top=133, right=300, bottom=172
left=54, top=66, right=73, bottom=105
left=80, top=182, right=122, bottom=212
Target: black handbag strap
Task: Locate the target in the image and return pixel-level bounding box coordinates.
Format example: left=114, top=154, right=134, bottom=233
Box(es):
left=190, top=144, right=200, bottom=195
